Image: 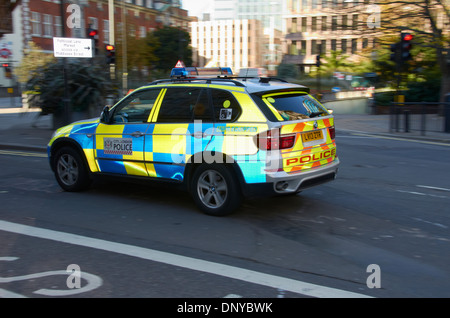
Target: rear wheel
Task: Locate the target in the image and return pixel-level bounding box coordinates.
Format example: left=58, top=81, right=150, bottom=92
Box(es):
left=54, top=147, right=91, bottom=192
left=191, top=164, right=242, bottom=216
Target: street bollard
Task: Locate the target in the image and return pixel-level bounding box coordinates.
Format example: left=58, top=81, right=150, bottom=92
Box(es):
left=404, top=110, right=410, bottom=133
left=445, top=94, right=450, bottom=133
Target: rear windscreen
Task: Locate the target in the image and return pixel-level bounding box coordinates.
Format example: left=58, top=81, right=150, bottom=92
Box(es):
left=260, top=92, right=330, bottom=121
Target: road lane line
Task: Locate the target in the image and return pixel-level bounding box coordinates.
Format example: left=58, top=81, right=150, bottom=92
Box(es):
left=396, top=190, right=448, bottom=199
left=417, top=185, right=450, bottom=192
left=0, top=288, right=27, bottom=298
left=349, top=133, right=450, bottom=147
left=0, top=220, right=371, bottom=298
left=0, top=150, right=47, bottom=158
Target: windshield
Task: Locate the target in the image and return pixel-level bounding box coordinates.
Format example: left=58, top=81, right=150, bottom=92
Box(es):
left=261, top=92, right=330, bottom=121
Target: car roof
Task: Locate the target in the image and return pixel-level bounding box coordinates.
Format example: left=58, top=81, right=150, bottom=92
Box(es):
left=146, top=77, right=310, bottom=94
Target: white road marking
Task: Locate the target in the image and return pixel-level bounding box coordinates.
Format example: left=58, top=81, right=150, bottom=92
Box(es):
left=350, top=133, right=450, bottom=147
left=396, top=190, right=448, bottom=199
left=0, top=270, right=103, bottom=297
left=417, top=185, right=450, bottom=192
left=0, top=150, right=47, bottom=158
left=0, top=288, right=27, bottom=298
left=0, top=220, right=371, bottom=298
left=412, top=218, right=448, bottom=230
left=0, top=257, right=19, bottom=261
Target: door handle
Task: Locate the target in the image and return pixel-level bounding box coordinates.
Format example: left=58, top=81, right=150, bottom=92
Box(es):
left=191, top=131, right=211, bottom=139
left=131, top=131, right=145, bottom=138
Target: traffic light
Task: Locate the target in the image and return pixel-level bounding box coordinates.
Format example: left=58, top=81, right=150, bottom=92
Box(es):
left=2, top=63, right=12, bottom=78
left=87, top=27, right=99, bottom=55
left=400, top=32, right=413, bottom=62
left=105, top=44, right=115, bottom=64
left=390, top=42, right=400, bottom=63
left=316, top=54, right=321, bottom=67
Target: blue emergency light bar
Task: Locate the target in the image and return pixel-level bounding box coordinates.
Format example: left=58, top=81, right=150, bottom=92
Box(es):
left=170, top=66, right=233, bottom=78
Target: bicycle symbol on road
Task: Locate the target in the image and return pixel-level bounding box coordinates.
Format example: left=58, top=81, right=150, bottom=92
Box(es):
left=0, top=257, right=103, bottom=297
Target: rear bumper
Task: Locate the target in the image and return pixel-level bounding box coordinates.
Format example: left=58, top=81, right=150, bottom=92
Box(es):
left=265, top=158, right=340, bottom=194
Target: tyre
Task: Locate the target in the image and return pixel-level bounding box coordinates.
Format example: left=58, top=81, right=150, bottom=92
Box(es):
left=191, top=164, right=242, bottom=216
left=53, top=146, right=91, bottom=192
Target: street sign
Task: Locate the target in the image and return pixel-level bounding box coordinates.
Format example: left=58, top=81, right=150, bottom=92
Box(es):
left=53, top=37, right=94, bottom=58
left=0, top=48, right=12, bottom=59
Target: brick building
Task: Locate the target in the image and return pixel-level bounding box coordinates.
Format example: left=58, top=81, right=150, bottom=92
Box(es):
left=22, top=0, right=189, bottom=53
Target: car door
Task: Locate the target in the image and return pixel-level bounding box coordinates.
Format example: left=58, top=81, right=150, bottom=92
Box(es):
left=145, top=86, right=214, bottom=181
left=95, top=88, right=162, bottom=176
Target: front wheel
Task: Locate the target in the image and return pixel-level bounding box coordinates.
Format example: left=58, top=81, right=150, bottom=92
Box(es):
left=53, top=147, right=91, bottom=192
left=191, top=164, right=242, bottom=216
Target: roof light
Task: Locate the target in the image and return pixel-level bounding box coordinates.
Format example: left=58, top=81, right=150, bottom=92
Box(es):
left=170, top=63, right=233, bottom=78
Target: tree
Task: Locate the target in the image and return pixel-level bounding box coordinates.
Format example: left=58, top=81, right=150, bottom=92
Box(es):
left=335, top=0, right=450, bottom=102
left=26, top=59, right=116, bottom=128
left=318, top=50, right=352, bottom=77
left=15, top=42, right=56, bottom=84
left=114, top=23, right=161, bottom=85
left=153, top=26, right=193, bottom=73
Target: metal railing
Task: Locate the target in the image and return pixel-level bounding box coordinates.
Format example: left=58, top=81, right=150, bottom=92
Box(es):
left=390, top=102, right=450, bottom=135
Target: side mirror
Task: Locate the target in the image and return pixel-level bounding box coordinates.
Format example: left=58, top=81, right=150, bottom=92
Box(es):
left=100, top=105, right=111, bottom=124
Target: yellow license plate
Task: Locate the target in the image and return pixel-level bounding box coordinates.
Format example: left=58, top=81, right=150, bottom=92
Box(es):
left=301, top=130, right=323, bottom=143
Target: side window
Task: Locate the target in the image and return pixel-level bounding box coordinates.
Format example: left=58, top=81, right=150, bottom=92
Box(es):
left=112, top=89, right=161, bottom=123
left=157, top=87, right=212, bottom=123
left=211, top=89, right=241, bottom=122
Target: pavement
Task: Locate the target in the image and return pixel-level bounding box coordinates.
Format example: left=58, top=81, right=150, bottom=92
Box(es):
left=0, top=97, right=449, bottom=154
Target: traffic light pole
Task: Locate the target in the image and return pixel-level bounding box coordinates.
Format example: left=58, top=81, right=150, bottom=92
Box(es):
left=60, top=0, right=71, bottom=125
left=108, top=0, right=116, bottom=81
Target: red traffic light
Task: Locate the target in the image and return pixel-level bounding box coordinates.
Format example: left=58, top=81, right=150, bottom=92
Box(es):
left=88, top=29, right=98, bottom=37
left=402, top=33, right=413, bottom=41
left=106, top=45, right=115, bottom=51
left=2, top=63, right=9, bottom=67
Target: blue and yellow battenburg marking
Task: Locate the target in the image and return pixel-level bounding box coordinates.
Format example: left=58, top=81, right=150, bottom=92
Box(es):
left=48, top=86, right=336, bottom=186
left=280, top=117, right=336, bottom=173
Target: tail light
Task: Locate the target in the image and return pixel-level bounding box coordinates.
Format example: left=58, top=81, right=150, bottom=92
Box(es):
left=329, top=126, right=335, bottom=140
left=257, top=129, right=295, bottom=151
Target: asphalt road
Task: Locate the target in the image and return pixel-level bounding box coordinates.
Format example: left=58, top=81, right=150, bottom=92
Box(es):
left=0, top=130, right=449, bottom=299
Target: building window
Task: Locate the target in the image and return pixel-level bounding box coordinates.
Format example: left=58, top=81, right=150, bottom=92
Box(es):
left=311, top=40, right=317, bottom=55
left=321, top=40, right=326, bottom=53
left=54, top=16, right=62, bottom=37
left=331, top=39, right=337, bottom=51
left=301, top=40, right=307, bottom=55
left=290, top=41, right=298, bottom=55
left=332, top=16, right=338, bottom=31
left=363, top=38, right=368, bottom=49
left=341, top=39, right=347, bottom=53
left=103, top=20, right=110, bottom=43
left=352, top=14, right=358, bottom=30
left=291, top=18, right=297, bottom=33
left=88, top=17, right=98, bottom=30
left=301, top=17, right=307, bottom=32
left=43, top=14, right=53, bottom=37
left=352, top=39, right=357, bottom=54
left=321, top=16, right=327, bottom=31
left=302, top=0, right=308, bottom=10
left=342, top=15, right=348, bottom=31
left=31, top=12, right=41, bottom=36
left=139, top=26, right=146, bottom=38
left=312, top=17, right=317, bottom=32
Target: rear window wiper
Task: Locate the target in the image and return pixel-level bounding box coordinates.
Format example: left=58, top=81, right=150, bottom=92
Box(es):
left=309, top=111, right=326, bottom=118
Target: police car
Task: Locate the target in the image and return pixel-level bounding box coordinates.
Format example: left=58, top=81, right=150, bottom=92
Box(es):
left=48, top=65, right=339, bottom=216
